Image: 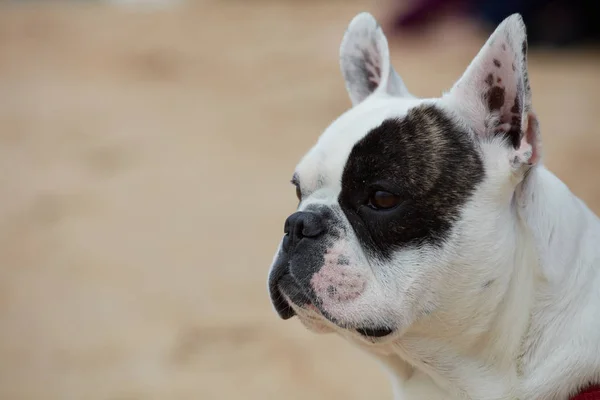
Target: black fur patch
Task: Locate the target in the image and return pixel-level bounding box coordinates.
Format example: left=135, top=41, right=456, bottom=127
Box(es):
left=339, top=105, right=484, bottom=258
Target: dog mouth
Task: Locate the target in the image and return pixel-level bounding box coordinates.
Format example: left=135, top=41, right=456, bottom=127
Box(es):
left=270, top=271, right=395, bottom=339
left=355, top=326, right=394, bottom=338
left=272, top=276, right=395, bottom=338
left=269, top=273, right=312, bottom=320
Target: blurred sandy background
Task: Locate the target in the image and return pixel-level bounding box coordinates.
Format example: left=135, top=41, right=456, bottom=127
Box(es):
left=0, top=1, right=598, bottom=399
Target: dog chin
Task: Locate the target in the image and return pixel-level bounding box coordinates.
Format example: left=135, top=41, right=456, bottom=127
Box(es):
left=289, top=301, right=399, bottom=342
left=292, top=305, right=336, bottom=334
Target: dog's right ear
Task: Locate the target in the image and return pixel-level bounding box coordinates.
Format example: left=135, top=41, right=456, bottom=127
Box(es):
left=340, top=13, right=413, bottom=106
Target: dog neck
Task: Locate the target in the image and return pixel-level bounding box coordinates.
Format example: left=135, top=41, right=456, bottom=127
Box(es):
left=375, top=165, right=600, bottom=399
left=514, top=165, right=600, bottom=399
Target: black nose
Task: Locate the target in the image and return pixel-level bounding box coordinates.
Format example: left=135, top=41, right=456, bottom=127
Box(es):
left=283, top=211, right=325, bottom=252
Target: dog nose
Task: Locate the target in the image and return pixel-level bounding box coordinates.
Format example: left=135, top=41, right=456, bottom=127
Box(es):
left=283, top=211, right=325, bottom=251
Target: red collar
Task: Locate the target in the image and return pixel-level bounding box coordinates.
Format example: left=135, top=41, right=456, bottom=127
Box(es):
left=571, top=385, right=600, bottom=400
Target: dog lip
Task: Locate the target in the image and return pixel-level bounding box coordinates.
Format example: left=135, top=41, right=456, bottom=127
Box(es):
left=269, top=266, right=313, bottom=321
left=269, top=276, right=297, bottom=320
left=273, top=294, right=296, bottom=320
left=355, top=326, right=394, bottom=338
left=276, top=274, right=313, bottom=311
left=268, top=255, right=297, bottom=320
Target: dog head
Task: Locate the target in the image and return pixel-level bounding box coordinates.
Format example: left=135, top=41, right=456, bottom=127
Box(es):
left=267, top=13, right=541, bottom=344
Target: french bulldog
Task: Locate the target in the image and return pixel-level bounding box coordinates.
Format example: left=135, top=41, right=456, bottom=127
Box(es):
left=267, top=12, right=600, bottom=400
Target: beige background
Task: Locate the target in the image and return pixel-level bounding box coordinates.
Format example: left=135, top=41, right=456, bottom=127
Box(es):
left=0, top=1, right=599, bottom=399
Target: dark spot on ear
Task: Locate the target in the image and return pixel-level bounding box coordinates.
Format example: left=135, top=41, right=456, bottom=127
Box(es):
left=507, top=115, right=522, bottom=148
left=501, top=43, right=507, bottom=51
left=493, top=59, right=501, bottom=68
left=511, top=95, right=521, bottom=114
left=512, top=63, right=516, bottom=72
left=337, top=255, right=350, bottom=265
left=504, top=86, right=524, bottom=148
left=522, top=40, right=527, bottom=56
left=486, top=86, right=505, bottom=111
left=484, top=73, right=494, bottom=86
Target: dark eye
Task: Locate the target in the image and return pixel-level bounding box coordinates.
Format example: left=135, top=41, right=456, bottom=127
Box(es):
left=295, top=184, right=302, bottom=201
left=368, top=190, right=401, bottom=210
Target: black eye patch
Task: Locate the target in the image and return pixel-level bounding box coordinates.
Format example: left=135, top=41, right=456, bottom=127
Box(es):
left=338, top=104, right=485, bottom=258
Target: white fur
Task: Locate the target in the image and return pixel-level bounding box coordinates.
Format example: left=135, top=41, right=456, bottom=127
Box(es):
left=269, top=12, right=600, bottom=399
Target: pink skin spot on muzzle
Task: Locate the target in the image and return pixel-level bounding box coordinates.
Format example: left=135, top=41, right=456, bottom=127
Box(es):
left=310, top=248, right=366, bottom=306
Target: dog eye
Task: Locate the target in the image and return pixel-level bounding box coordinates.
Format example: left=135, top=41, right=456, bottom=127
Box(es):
left=368, top=190, right=400, bottom=210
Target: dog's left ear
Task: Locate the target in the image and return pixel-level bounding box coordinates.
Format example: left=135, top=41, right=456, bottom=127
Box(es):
left=447, top=14, right=540, bottom=166
left=340, top=12, right=413, bottom=106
